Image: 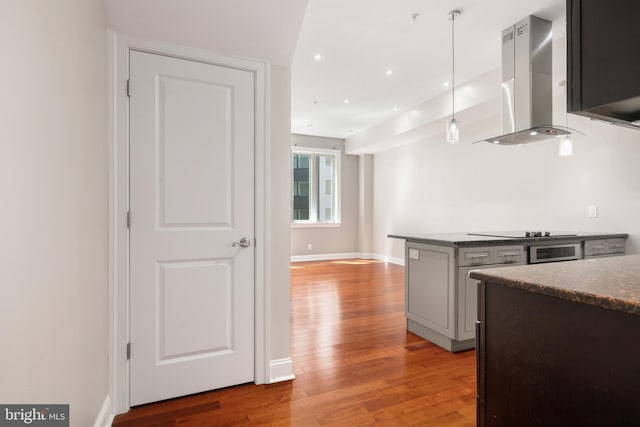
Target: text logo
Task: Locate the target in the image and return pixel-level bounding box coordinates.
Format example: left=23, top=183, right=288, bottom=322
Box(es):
left=0, top=405, right=68, bottom=427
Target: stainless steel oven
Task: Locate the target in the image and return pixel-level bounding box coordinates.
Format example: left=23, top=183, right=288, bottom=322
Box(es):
left=528, top=243, right=582, bottom=264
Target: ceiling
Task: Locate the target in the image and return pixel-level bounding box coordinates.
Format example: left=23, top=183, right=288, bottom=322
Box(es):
left=104, top=0, right=566, bottom=141
left=292, top=0, right=566, bottom=139
left=104, top=0, right=308, bottom=66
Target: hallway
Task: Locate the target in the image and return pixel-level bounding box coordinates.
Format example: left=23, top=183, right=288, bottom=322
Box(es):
left=113, top=259, right=476, bottom=426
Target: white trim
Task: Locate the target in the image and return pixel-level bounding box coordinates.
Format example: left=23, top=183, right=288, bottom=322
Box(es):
left=108, top=32, right=270, bottom=414
left=291, top=252, right=364, bottom=262
left=255, top=53, right=269, bottom=388
left=358, top=252, right=378, bottom=261
left=290, top=222, right=341, bottom=228
left=291, top=147, right=341, bottom=155
left=291, top=147, right=341, bottom=224
left=107, top=29, right=130, bottom=414
left=389, top=257, right=405, bottom=266
left=290, top=252, right=405, bottom=266
left=370, top=253, right=405, bottom=266
left=93, top=395, right=114, bottom=427
left=364, top=253, right=404, bottom=267
left=269, top=358, right=295, bottom=383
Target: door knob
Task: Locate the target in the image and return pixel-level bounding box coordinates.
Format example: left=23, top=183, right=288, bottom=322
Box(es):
left=232, top=237, right=251, bottom=248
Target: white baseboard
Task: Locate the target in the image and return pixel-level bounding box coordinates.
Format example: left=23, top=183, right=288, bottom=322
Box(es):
left=269, top=358, right=295, bottom=383
left=94, top=395, right=114, bottom=427
left=352, top=253, right=404, bottom=266
left=358, top=252, right=377, bottom=260
left=389, top=257, right=405, bottom=266
left=290, top=252, right=362, bottom=262
left=290, top=252, right=404, bottom=265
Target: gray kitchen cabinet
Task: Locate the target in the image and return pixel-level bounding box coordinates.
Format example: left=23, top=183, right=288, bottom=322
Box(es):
left=584, top=238, right=626, bottom=258
left=457, top=265, right=480, bottom=342
left=406, top=241, right=525, bottom=352
left=405, top=243, right=455, bottom=341
left=392, top=231, right=628, bottom=353
left=457, top=246, right=526, bottom=344
left=457, top=265, right=491, bottom=341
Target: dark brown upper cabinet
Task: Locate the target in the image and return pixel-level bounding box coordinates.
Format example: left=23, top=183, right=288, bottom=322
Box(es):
left=567, top=0, right=640, bottom=129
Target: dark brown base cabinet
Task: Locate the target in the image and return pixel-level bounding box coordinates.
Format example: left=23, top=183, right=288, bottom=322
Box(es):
left=476, top=282, right=640, bottom=427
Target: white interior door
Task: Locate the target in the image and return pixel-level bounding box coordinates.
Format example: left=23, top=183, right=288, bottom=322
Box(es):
left=129, top=50, right=255, bottom=406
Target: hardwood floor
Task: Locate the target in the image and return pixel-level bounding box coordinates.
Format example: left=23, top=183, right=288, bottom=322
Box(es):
left=113, top=259, right=476, bottom=426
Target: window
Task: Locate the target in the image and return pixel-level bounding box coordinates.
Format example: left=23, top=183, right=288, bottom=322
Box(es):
left=292, top=153, right=310, bottom=220
left=291, top=148, right=340, bottom=225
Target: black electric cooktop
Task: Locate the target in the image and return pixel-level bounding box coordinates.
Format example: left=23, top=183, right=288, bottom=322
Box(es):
left=468, top=231, right=579, bottom=239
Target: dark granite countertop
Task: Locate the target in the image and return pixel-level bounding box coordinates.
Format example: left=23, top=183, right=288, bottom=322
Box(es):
left=470, top=255, right=640, bottom=316
left=387, top=231, right=628, bottom=247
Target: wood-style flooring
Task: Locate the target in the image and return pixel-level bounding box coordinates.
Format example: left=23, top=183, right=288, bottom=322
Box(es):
left=112, top=259, right=476, bottom=426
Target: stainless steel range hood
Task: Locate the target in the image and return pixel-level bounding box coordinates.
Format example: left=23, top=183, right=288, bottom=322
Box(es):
left=482, top=15, right=569, bottom=145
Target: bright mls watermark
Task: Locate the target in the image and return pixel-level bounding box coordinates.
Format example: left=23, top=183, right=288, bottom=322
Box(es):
left=0, top=405, right=68, bottom=426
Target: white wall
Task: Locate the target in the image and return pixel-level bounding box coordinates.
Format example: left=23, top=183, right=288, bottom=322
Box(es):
left=358, top=154, right=374, bottom=254
left=353, top=26, right=640, bottom=261
left=0, top=0, right=298, bottom=416
left=269, top=65, right=293, bottom=361
left=374, top=116, right=640, bottom=261
left=0, top=1, right=108, bottom=425
left=290, top=134, right=360, bottom=256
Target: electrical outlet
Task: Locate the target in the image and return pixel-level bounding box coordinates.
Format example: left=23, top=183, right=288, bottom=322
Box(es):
left=307, top=243, right=313, bottom=251
left=409, top=249, right=420, bottom=260
left=588, top=206, right=598, bottom=218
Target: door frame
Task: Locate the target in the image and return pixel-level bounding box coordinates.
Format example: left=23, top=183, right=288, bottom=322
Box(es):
left=107, top=31, right=270, bottom=414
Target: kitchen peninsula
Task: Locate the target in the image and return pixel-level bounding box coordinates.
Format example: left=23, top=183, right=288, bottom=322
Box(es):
left=389, top=231, right=628, bottom=352
left=471, top=255, right=640, bottom=426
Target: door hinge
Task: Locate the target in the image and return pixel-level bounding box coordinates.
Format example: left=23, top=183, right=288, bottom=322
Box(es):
left=126, top=342, right=131, bottom=360
left=126, top=211, right=131, bottom=229
left=126, top=79, right=131, bottom=97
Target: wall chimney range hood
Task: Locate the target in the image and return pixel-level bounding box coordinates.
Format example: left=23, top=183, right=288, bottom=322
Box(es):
left=481, top=15, right=569, bottom=145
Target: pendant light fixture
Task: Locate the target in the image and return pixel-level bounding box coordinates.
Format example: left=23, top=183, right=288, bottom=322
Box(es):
left=558, top=80, right=573, bottom=156
left=446, top=10, right=461, bottom=144
left=558, top=133, right=573, bottom=157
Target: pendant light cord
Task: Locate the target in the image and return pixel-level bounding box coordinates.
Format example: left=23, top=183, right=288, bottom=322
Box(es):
left=445, top=10, right=461, bottom=144
left=451, top=12, right=455, bottom=118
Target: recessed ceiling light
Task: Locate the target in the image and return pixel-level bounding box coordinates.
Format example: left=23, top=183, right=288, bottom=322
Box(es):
left=444, top=81, right=450, bottom=87
left=529, top=131, right=538, bottom=136
left=344, top=99, right=350, bottom=104
left=313, top=100, right=318, bottom=105
left=393, top=107, right=399, bottom=112
left=492, top=140, right=500, bottom=144
left=386, top=69, right=393, bottom=76
left=314, top=53, right=322, bottom=61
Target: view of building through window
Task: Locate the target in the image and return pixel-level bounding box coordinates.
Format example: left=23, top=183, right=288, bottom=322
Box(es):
left=292, top=150, right=339, bottom=223
left=292, top=153, right=310, bottom=220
